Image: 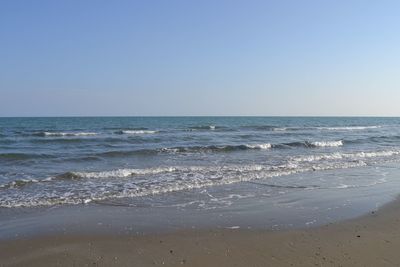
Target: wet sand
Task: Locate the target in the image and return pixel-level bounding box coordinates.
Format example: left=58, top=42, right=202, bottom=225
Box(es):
left=2, top=197, right=400, bottom=267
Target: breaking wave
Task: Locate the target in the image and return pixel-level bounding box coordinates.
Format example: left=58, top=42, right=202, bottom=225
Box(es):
left=1, top=147, right=399, bottom=207
left=33, top=132, right=97, bottom=137
left=94, top=140, right=345, bottom=158
left=291, top=150, right=400, bottom=163
left=187, top=125, right=218, bottom=131
left=317, top=126, right=381, bottom=131
left=240, top=125, right=381, bottom=132
left=310, top=140, right=343, bottom=147
left=115, top=130, right=158, bottom=135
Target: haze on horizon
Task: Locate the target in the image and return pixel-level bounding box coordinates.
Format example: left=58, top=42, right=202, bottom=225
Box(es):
left=0, top=0, right=399, bottom=117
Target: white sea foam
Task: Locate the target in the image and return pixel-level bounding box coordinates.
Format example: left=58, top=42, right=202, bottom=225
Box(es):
left=273, top=127, right=287, bottom=131
left=0, top=159, right=372, bottom=208
left=160, top=147, right=180, bottom=153
left=119, top=130, right=157, bottom=134
left=0, top=160, right=368, bottom=208
left=42, top=132, right=97, bottom=136
left=2, top=147, right=399, bottom=208
left=353, top=150, right=400, bottom=158
left=292, top=150, right=400, bottom=163
left=246, top=143, right=272, bottom=149
left=334, top=177, right=387, bottom=189
left=311, top=140, right=343, bottom=147
left=226, top=226, right=240, bottom=229
left=188, top=125, right=217, bottom=131
left=319, top=126, right=381, bottom=131
left=68, top=165, right=266, bottom=180
left=71, top=167, right=178, bottom=179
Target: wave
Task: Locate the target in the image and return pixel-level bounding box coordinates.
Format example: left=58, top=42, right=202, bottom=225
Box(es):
left=33, top=132, right=97, bottom=137
left=273, top=140, right=343, bottom=149
left=248, top=181, right=317, bottom=189
left=0, top=167, right=182, bottom=191
left=246, top=143, right=272, bottom=149
left=104, top=127, right=148, bottom=130
left=310, top=140, right=343, bottom=147
left=30, top=138, right=87, bottom=144
left=239, top=125, right=381, bottom=132
left=291, top=149, right=400, bottom=163
left=94, top=140, right=346, bottom=158
left=95, top=149, right=158, bottom=157
left=1, top=139, right=344, bottom=163
left=56, top=167, right=178, bottom=180
left=346, top=134, right=400, bottom=145
left=242, top=125, right=287, bottom=131
left=0, top=160, right=370, bottom=207
left=115, top=130, right=158, bottom=134
left=187, top=125, right=217, bottom=131
left=29, top=136, right=138, bottom=145
left=0, top=151, right=383, bottom=191
left=0, top=179, right=40, bottom=189
left=245, top=143, right=272, bottom=149
left=163, top=143, right=273, bottom=153
left=317, top=126, right=381, bottom=131
left=94, top=143, right=273, bottom=158
left=2, top=146, right=399, bottom=207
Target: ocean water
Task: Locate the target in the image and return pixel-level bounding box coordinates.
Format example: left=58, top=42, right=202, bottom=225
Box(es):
left=1, top=117, right=400, bottom=212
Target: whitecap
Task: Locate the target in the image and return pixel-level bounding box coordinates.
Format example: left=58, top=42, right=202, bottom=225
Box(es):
left=311, top=140, right=343, bottom=147
left=246, top=143, right=272, bottom=149
left=319, top=126, right=380, bottom=131
left=119, top=130, right=157, bottom=134
left=40, top=132, right=97, bottom=136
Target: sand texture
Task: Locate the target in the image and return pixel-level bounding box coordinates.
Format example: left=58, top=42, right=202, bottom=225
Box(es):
left=2, top=199, right=400, bottom=267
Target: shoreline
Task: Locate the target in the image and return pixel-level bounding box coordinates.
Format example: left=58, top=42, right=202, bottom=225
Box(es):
left=2, top=163, right=398, bottom=241
left=2, top=196, right=400, bottom=266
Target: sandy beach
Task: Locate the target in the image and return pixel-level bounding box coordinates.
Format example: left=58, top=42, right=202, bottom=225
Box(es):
left=1, top=196, right=400, bottom=267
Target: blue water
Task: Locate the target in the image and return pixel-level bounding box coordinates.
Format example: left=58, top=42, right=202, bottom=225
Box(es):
left=1, top=117, right=400, bottom=209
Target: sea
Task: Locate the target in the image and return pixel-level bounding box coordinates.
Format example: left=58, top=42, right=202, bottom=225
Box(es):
left=1, top=117, right=400, bottom=236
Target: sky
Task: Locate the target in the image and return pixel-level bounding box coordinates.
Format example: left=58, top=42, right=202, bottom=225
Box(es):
left=0, top=0, right=399, bottom=116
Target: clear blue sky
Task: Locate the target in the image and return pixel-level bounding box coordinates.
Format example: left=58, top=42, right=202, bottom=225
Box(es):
left=0, top=0, right=399, bottom=116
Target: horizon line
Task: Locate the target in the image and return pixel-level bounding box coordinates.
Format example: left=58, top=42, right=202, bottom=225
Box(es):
left=1, top=115, right=400, bottom=118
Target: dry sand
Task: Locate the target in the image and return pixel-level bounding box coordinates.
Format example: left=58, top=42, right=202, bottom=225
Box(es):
left=1, top=198, right=400, bottom=267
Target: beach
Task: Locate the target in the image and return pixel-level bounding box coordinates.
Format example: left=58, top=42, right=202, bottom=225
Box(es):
left=2, top=117, right=400, bottom=266
left=1, top=196, right=400, bottom=267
